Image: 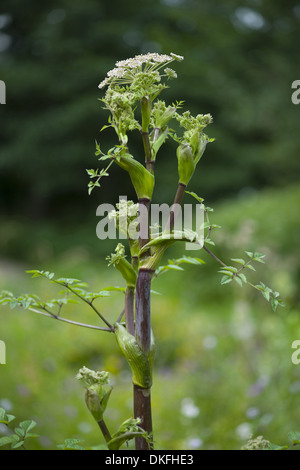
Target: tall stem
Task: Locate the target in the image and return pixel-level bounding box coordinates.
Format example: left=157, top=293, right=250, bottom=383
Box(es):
left=134, top=385, right=153, bottom=450
left=134, top=267, right=153, bottom=450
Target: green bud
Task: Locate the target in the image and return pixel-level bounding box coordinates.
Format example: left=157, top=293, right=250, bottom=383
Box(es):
left=177, top=143, right=195, bottom=186
left=84, top=386, right=109, bottom=422
left=156, top=106, right=176, bottom=128
left=77, top=367, right=113, bottom=423
left=114, top=323, right=155, bottom=389
left=114, top=257, right=137, bottom=288
left=194, top=137, right=208, bottom=165
left=107, top=243, right=137, bottom=287
left=189, top=130, right=201, bottom=158
left=151, top=126, right=169, bottom=160
left=116, top=154, right=155, bottom=200
left=141, top=97, right=152, bottom=132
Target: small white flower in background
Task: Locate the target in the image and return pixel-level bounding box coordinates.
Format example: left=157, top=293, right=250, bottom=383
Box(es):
left=246, top=406, right=260, bottom=419
left=202, top=335, right=218, bottom=350
left=181, top=397, right=200, bottom=418
left=0, top=398, right=13, bottom=411
left=235, top=422, right=252, bottom=440
left=188, top=437, right=203, bottom=449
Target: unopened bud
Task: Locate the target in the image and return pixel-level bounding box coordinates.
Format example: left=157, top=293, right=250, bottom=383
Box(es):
left=85, top=387, right=103, bottom=422
left=141, top=97, right=152, bottom=132
left=177, top=143, right=195, bottom=186
left=116, top=154, right=155, bottom=200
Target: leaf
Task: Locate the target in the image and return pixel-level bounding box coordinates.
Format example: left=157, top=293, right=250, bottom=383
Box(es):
left=185, top=190, right=205, bottom=204
left=221, top=275, right=233, bottom=285
left=238, top=273, right=247, bottom=284
left=222, top=266, right=238, bottom=273
left=245, top=264, right=256, bottom=271
left=204, top=238, right=215, bottom=245
left=57, top=439, right=86, bottom=450
left=271, top=298, right=279, bottom=312
left=155, top=265, right=184, bottom=277
left=265, top=442, right=289, bottom=450
left=231, top=258, right=245, bottom=265
left=19, top=420, right=37, bottom=435
left=170, top=255, right=205, bottom=265
left=10, top=435, right=23, bottom=449
left=253, top=252, right=266, bottom=263
left=0, top=408, right=15, bottom=425
left=6, top=414, right=16, bottom=424
left=0, top=436, right=12, bottom=447
left=234, top=277, right=244, bottom=287
left=139, top=230, right=202, bottom=256
left=101, top=286, right=126, bottom=293
left=107, top=432, right=145, bottom=451
left=288, top=431, right=300, bottom=445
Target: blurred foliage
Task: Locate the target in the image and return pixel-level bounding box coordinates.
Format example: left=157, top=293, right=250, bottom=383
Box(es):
left=0, top=0, right=299, bottom=227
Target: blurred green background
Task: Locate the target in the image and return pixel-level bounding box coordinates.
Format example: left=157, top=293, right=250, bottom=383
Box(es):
left=0, top=0, right=300, bottom=450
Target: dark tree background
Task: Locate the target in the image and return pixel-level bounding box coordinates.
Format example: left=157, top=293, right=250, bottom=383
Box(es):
left=0, top=0, right=299, bottom=259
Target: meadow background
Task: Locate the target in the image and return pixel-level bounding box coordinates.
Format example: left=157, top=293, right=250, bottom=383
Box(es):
left=0, top=0, right=299, bottom=450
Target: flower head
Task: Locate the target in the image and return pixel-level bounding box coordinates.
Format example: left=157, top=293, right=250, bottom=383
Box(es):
left=76, top=366, right=110, bottom=387
left=99, top=52, right=184, bottom=90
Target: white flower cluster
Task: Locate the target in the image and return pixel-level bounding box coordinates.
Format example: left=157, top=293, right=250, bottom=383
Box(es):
left=76, top=366, right=110, bottom=387
left=99, top=52, right=184, bottom=89
left=108, top=199, right=139, bottom=238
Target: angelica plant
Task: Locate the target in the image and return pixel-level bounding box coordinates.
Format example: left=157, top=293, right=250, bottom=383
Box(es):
left=0, top=52, right=284, bottom=451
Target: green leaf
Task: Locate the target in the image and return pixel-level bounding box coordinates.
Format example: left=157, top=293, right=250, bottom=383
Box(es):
left=222, top=266, right=238, bottom=273
left=234, top=276, right=244, bottom=287
left=108, top=431, right=146, bottom=451
left=0, top=408, right=15, bottom=425
left=271, top=298, right=279, bottom=312
left=101, top=286, right=126, bottom=293
left=266, top=442, right=289, bottom=450
left=10, top=435, right=23, bottom=449
left=185, top=190, right=205, bottom=204
left=253, top=252, right=266, bottom=263
left=19, top=420, right=37, bottom=435
left=221, top=275, right=233, bottom=285
left=139, top=230, right=202, bottom=257
left=288, top=431, right=300, bottom=445
left=155, top=265, right=184, bottom=277
left=0, top=436, right=12, bottom=447
left=245, top=264, right=256, bottom=271
left=170, top=255, right=205, bottom=265
left=238, top=273, right=247, bottom=284
left=204, top=238, right=215, bottom=245
left=57, top=439, right=86, bottom=450
left=231, top=258, right=245, bottom=265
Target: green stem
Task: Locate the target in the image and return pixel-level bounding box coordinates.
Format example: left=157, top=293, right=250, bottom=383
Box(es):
left=27, top=308, right=113, bottom=332
left=203, top=245, right=227, bottom=267
left=97, top=419, right=112, bottom=443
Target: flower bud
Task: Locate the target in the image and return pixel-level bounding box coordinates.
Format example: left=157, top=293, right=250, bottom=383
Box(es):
left=156, top=106, right=176, bottom=128
left=116, top=154, right=155, bottom=200
left=177, top=143, right=195, bottom=186
left=141, top=96, right=152, bottom=132
left=107, top=244, right=137, bottom=287
left=85, top=387, right=104, bottom=422
left=114, top=323, right=155, bottom=388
